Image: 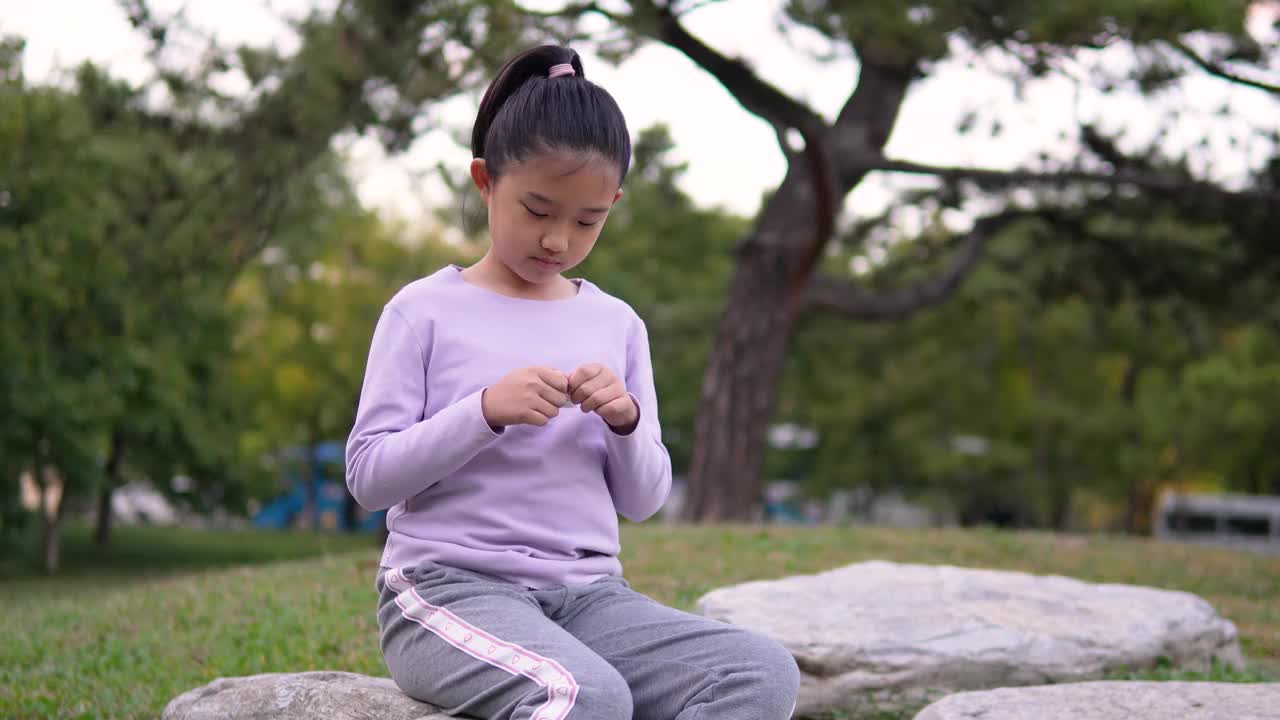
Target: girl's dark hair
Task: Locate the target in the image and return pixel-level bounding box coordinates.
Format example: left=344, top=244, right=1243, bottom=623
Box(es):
left=471, top=45, right=630, bottom=184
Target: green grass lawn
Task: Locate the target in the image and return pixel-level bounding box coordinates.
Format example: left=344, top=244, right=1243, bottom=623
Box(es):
left=2, top=524, right=1277, bottom=719
left=0, top=524, right=373, bottom=597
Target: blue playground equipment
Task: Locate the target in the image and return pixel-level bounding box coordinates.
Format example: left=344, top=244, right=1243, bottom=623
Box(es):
left=761, top=480, right=814, bottom=525
left=253, top=442, right=385, bottom=532
left=763, top=498, right=811, bottom=525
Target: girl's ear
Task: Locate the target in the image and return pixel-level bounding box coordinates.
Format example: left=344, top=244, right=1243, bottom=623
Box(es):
left=470, top=159, right=492, bottom=204
left=612, top=188, right=624, bottom=205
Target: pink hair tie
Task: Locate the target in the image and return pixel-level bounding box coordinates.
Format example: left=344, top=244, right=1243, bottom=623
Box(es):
left=548, top=63, right=575, bottom=79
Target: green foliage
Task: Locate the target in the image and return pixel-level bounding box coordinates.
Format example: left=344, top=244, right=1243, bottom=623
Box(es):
left=781, top=196, right=1280, bottom=529
left=229, top=209, right=473, bottom=490
left=2, top=0, right=542, bottom=568
left=0, top=34, right=397, bottom=568
left=0, top=64, right=143, bottom=529
left=781, top=0, right=1252, bottom=67
left=1174, top=327, right=1280, bottom=495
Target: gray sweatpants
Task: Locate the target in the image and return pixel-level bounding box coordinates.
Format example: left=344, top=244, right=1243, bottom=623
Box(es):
left=376, top=563, right=800, bottom=719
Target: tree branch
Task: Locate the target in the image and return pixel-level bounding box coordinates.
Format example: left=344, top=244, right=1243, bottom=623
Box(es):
left=842, top=154, right=1279, bottom=201
left=638, top=1, right=827, bottom=134
left=526, top=1, right=620, bottom=22
left=1168, top=40, right=1280, bottom=95
left=803, top=212, right=1034, bottom=321
left=532, top=2, right=829, bottom=149
left=830, top=58, right=912, bottom=189
left=668, top=0, right=729, bottom=17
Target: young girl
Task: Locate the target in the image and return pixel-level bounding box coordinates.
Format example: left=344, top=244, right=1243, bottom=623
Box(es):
left=346, top=45, right=800, bottom=720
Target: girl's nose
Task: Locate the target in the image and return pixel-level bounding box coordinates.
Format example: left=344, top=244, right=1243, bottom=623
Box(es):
left=540, top=231, right=568, bottom=253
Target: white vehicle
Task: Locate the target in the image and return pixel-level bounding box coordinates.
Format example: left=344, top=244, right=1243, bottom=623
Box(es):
left=1154, top=491, right=1280, bottom=555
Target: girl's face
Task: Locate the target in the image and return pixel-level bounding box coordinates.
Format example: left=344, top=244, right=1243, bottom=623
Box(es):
left=470, top=150, right=623, bottom=286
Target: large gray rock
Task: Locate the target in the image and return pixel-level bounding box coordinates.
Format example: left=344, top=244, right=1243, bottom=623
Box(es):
left=696, top=561, right=1244, bottom=718
left=913, top=681, right=1280, bottom=720
left=162, top=671, right=449, bottom=720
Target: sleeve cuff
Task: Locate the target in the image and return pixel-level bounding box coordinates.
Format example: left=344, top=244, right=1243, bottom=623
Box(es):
left=605, top=392, right=643, bottom=437
left=474, top=388, right=505, bottom=437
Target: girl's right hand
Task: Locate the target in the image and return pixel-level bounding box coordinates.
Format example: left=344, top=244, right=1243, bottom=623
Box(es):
left=481, top=367, right=571, bottom=428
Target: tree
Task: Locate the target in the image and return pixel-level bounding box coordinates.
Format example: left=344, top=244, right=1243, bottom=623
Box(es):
left=2, top=0, right=557, bottom=569
left=1, top=54, right=146, bottom=568
left=0, top=48, right=300, bottom=566
left=527, top=0, right=1280, bottom=520
left=777, top=167, right=1280, bottom=532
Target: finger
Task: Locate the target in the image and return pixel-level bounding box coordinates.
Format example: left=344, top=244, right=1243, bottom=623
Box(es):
left=535, top=367, right=569, bottom=393
left=581, top=384, right=624, bottom=414
left=567, top=364, right=603, bottom=395
left=571, top=370, right=613, bottom=405
left=529, top=397, right=559, bottom=422
left=599, top=395, right=637, bottom=426
left=534, top=383, right=571, bottom=408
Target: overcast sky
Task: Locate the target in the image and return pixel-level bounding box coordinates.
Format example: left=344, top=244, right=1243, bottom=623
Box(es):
left=3, top=1, right=1276, bottom=228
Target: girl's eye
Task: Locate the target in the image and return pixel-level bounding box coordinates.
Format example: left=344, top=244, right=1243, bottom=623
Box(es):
left=522, top=204, right=548, bottom=219
left=577, top=220, right=602, bottom=227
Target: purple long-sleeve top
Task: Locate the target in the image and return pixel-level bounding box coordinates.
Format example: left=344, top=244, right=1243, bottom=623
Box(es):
left=345, top=265, right=673, bottom=588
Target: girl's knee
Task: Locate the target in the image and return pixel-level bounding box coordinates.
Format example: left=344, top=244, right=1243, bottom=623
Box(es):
left=387, top=652, right=632, bottom=720
left=384, top=661, right=437, bottom=706
left=728, top=630, right=801, bottom=714
left=567, top=662, right=633, bottom=719
left=758, top=632, right=801, bottom=687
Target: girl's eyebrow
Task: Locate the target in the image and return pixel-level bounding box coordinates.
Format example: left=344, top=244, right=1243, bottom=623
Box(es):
left=525, top=191, right=610, bottom=214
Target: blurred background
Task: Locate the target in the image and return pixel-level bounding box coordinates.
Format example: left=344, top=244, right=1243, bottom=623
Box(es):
left=3, top=0, right=1280, bottom=577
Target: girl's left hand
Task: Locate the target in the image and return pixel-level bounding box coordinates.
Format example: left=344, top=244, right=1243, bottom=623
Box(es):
left=568, top=363, right=639, bottom=432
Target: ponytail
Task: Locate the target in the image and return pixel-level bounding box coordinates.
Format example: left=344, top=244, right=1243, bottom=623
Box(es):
left=471, top=45, right=630, bottom=183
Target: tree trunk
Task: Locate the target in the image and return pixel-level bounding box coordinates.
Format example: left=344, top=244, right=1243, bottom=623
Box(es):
left=35, top=464, right=47, bottom=521
left=683, top=248, right=800, bottom=522
left=1120, top=353, right=1145, bottom=534
left=651, top=47, right=911, bottom=522
left=95, top=431, right=126, bottom=546
left=44, top=511, right=63, bottom=574
left=42, top=467, right=65, bottom=575
left=32, top=448, right=65, bottom=574
left=1020, top=312, right=1071, bottom=529
left=1046, top=440, right=1072, bottom=531
left=1121, top=307, right=1151, bottom=534
left=94, top=487, right=113, bottom=546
